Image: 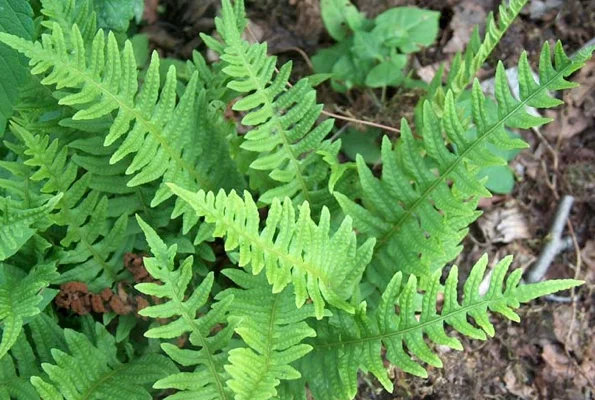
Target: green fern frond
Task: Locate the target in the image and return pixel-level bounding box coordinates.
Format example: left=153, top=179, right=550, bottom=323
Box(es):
left=135, top=216, right=235, bottom=400
left=298, top=255, right=583, bottom=400
left=169, top=185, right=376, bottom=319
left=0, top=262, right=58, bottom=359
left=1, top=342, right=39, bottom=400
left=29, top=322, right=176, bottom=399
left=206, top=0, right=334, bottom=207
left=218, top=269, right=316, bottom=400
left=39, top=0, right=98, bottom=44
left=336, top=42, right=594, bottom=289
left=10, top=123, right=131, bottom=289
left=0, top=22, right=224, bottom=217
left=0, top=194, right=61, bottom=261
left=446, top=0, right=528, bottom=96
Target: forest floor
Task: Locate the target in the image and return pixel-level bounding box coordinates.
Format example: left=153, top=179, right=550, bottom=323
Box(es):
left=141, top=0, right=595, bottom=398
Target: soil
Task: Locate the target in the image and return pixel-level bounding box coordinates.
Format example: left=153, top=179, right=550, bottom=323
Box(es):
left=141, top=0, right=595, bottom=398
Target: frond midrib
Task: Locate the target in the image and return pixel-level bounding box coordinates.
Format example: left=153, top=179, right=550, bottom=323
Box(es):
left=374, top=57, right=574, bottom=253
left=195, top=199, right=333, bottom=288
left=314, top=295, right=503, bottom=350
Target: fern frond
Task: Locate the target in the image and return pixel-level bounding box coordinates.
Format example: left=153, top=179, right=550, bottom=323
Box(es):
left=0, top=194, right=61, bottom=261
left=336, top=42, right=594, bottom=288
left=447, top=0, right=528, bottom=95
left=29, top=322, right=176, bottom=399
left=218, top=269, right=316, bottom=400
left=1, top=342, right=39, bottom=400
left=0, top=262, right=58, bottom=359
left=11, top=123, right=131, bottom=289
left=135, top=217, right=235, bottom=400
left=299, top=255, right=583, bottom=399
left=207, top=0, right=334, bottom=207
left=169, top=185, right=376, bottom=319
left=0, top=22, right=228, bottom=218
left=39, top=0, right=98, bottom=44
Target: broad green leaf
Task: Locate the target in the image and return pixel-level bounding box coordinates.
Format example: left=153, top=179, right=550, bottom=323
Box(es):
left=365, top=54, right=407, bottom=87
left=341, top=128, right=382, bottom=165
left=374, top=7, right=440, bottom=53
left=0, top=0, right=33, bottom=134
left=94, top=0, right=143, bottom=33
left=320, top=0, right=367, bottom=41
left=478, top=165, right=516, bottom=194
left=353, top=31, right=385, bottom=62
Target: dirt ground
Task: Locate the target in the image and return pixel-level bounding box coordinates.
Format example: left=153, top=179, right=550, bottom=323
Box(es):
left=142, top=0, right=595, bottom=398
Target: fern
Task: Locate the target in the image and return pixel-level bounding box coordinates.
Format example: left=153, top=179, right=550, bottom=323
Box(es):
left=446, top=0, right=528, bottom=96
left=9, top=123, right=131, bottom=289
left=135, top=217, right=236, bottom=400
left=0, top=262, right=58, bottom=358
left=0, top=0, right=592, bottom=398
left=298, top=255, right=583, bottom=399
left=336, top=42, right=595, bottom=290
left=218, top=269, right=316, bottom=400
left=30, top=322, right=176, bottom=399
left=0, top=22, right=237, bottom=223
left=1, top=334, right=39, bottom=400
left=169, top=185, right=375, bottom=319
left=205, top=0, right=334, bottom=207
left=0, top=194, right=61, bottom=261
left=1, top=313, right=68, bottom=400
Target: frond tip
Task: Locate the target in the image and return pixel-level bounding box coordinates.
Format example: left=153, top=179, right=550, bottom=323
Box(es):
left=300, top=255, right=583, bottom=400
left=168, top=185, right=376, bottom=319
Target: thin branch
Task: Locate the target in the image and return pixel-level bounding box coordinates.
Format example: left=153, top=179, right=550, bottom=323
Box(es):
left=525, top=195, right=575, bottom=283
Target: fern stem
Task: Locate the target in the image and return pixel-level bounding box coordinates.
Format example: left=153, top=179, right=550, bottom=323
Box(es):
left=315, top=298, right=496, bottom=349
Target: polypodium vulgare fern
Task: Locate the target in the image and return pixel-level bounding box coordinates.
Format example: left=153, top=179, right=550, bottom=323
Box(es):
left=0, top=0, right=592, bottom=398
left=204, top=0, right=336, bottom=208
left=135, top=217, right=236, bottom=400
left=30, top=322, right=176, bottom=399
left=336, top=42, right=594, bottom=292
left=297, top=256, right=582, bottom=399
left=169, top=185, right=375, bottom=319
left=218, top=270, right=317, bottom=400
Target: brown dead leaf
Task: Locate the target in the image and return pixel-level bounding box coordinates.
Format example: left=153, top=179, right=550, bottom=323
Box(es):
left=443, top=1, right=487, bottom=54
left=503, top=366, right=537, bottom=399
left=541, top=343, right=574, bottom=380
left=479, top=203, right=532, bottom=243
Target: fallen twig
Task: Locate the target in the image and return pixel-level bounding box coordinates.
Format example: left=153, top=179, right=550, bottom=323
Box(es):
left=526, top=195, right=575, bottom=283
